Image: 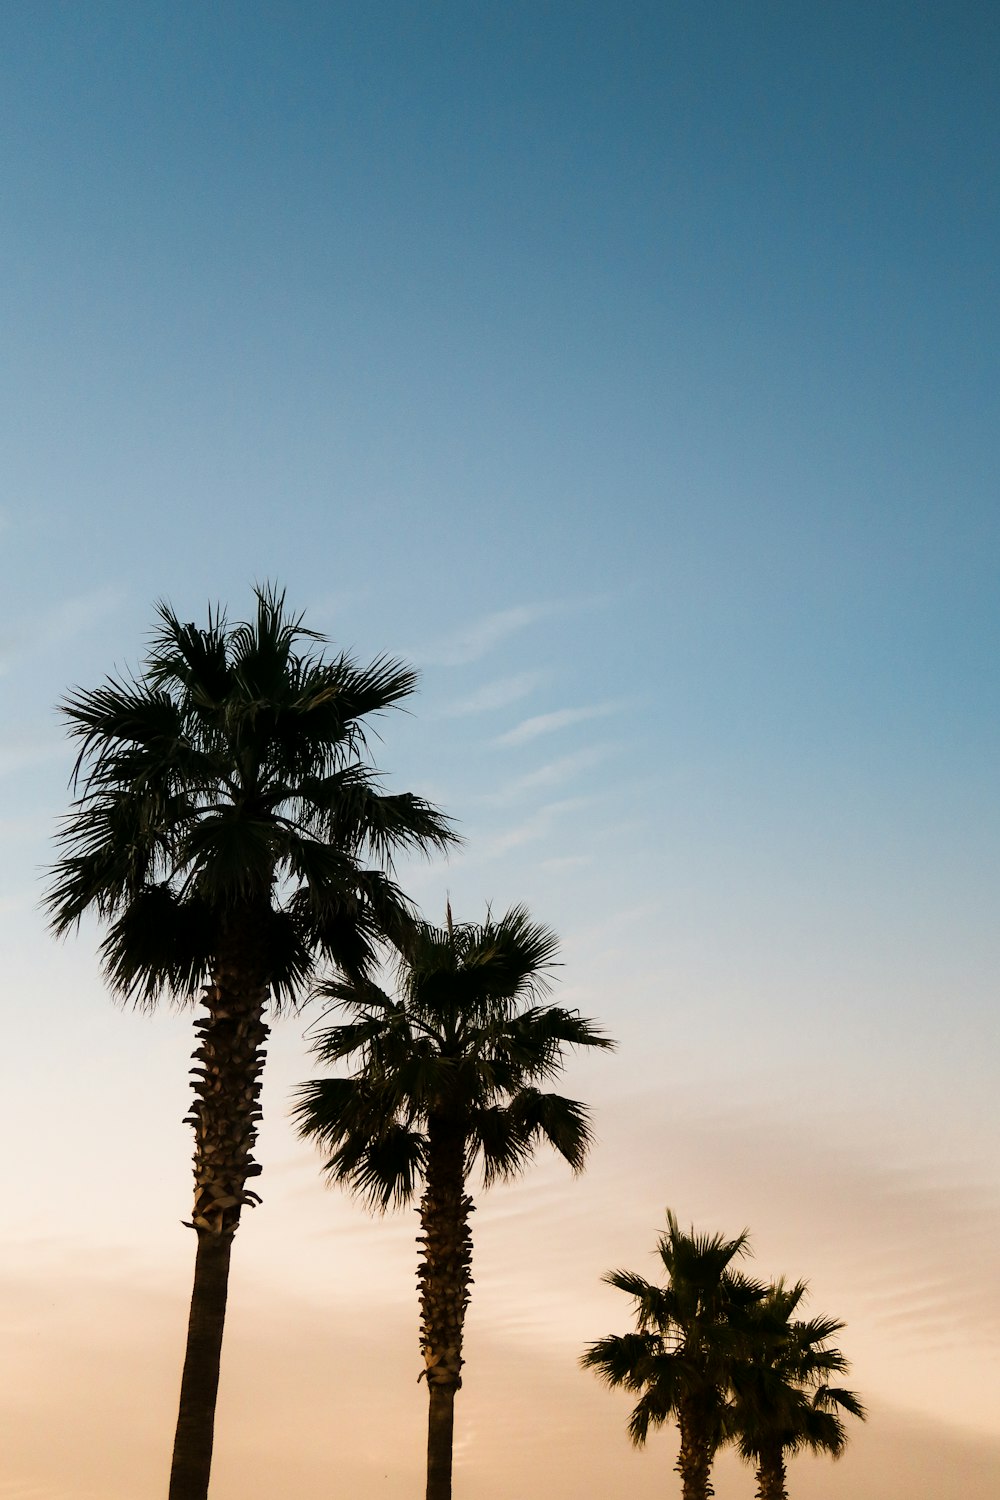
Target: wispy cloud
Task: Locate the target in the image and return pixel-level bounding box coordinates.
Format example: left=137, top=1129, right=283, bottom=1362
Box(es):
left=497, top=702, right=617, bottom=746
left=413, top=604, right=560, bottom=667
left=488, top=745, right=613, bottom=803
left=538, top=854, right=595, bottom=873
left=565, top=901, right=663, bottom=954
left=482, top=796, right=591, bottom=858
left=412, top=592, right=611, bottom=668
left=439, top=671, right=546, bottom=717
left=305, top=588, right=372, bottom=630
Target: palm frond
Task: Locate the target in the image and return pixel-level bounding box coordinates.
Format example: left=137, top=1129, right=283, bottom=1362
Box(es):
left=47, top=786, right=180, bottom=930
left=580, top=1330, right=662, bottom=1392
left=816, top=1385, right=866, bottom=1422
left=317, top=651, right=421, bottom=725
left=296, top=902, right=613, bottom=1224
left=603, top=1268, right=673, bottom=1330
left=627, top=1381, right=677, bottom=1446
left=727, top=1280, right=865, bottom=1470
left=292, top=1076, right=426, bottom=1211
left=144, top=605, right=235, bottom=742
left=504, top=1087, right=595, bottom=1173
left=98, top=885, right=215, bottom=1005
left=341, top=1121, right=427, bottom=1210
left=309, top=1011, right=401, bottom=1065
left=46, top=586, right=452, bottom=1015
left=293, top=1074, right=390, bottom=1147
left=586, top=1209, right=787, bottom=1469
left=61, top=677, right=187, bottom=782
left=258, top=906, right=318, bottom=1009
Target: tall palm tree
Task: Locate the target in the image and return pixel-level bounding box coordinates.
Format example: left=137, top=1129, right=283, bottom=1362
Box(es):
left=728, top=1280, right=866, bottom=1500
left=45, top=587, right=455, bottom=1500
left=293, top=904, right=614, bottom=1500
left=581, top=1210, right=767, bottom=1500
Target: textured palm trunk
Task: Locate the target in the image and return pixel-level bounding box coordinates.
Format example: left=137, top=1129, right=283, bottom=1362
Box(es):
left=168, top=913, right=270, bottom=1500
left=755, top=1448, right=788, bottom=1500
left=675, top=1406, right=715, bottom=1500
left=417, top=1116, right=472, bottom=1500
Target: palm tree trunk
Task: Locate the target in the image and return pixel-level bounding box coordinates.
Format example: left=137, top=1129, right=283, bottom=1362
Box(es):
left=755, top=1449, right=788, bottom=1500
left=426, top=1384, right=457, bottom=1500
left=676, top=1408, right=715, bottom=1500
left=168, top=1230, right=233, bottom=1500
left=168, top=916, right=270, bottom=1500
left=418, top=1117, right=472, bottom=1500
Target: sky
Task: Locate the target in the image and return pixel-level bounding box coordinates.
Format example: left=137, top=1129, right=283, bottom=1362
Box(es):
left=2, top=2, right=999, bottom=1496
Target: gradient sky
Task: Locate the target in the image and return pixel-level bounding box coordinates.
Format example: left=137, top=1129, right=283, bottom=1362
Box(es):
left=2, top=4, right=999, bottom=1497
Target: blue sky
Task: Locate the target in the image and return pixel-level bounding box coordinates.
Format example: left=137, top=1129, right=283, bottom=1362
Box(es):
left=2, top=5, right=999, bottom=1498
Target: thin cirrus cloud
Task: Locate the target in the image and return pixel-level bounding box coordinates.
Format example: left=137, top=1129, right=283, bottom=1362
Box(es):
left=481, top=796, right=592, bottom=859
left=411, top=603, right=558, bottom=667
left=496, top=702, right=618, bottom=747
left=438, top=671, right=546, bottom=717
left=487, top=746, right=614, bottom=804
left=539, top=854, right=595, bottom=873
left=304, top=588, right=373, bottom=631
left=412, top=593, right=611, bottom=669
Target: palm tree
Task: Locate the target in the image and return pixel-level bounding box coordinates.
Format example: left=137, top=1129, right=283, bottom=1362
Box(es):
left=728, top=1280, right=866, bottom=1500
left=45, top=587, right=455, bottom=1500
left=293, top=904, right=614, bottom=1500
left=581, top=1210, right=767, bottom=1500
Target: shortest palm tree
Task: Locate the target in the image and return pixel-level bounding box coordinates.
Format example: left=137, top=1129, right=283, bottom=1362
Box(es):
left=581, top=1211, right=767, bottom=1500
left=728, top=1280, right=866, bottom=1500
left=294, top=905, right=614, bottom=1500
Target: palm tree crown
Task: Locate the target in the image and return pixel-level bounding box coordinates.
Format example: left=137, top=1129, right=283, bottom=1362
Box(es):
left=46, top=586, right=455, bottom=1500
left=48, top=586, right=454, bottom=997
left=295, top=904, right=614, bottom=1500
left=582, top=1210, right=767, bottom=1500
left=728, top=1280, right=866, bottom=1500
left=294, top=905, right=609, bottom=1200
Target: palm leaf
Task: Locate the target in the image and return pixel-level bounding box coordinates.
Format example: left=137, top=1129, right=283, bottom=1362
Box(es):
left=299, top=904, right=613, bottom=1207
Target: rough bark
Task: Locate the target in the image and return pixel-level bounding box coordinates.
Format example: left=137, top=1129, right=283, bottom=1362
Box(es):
left=755, top=1448, right=788, bottom=1500
left=417, top=1116, right=473, bottom=1500
left=168, top=914, right=270, bottom=1500
left=675, top=1405, right=715, bottom=1500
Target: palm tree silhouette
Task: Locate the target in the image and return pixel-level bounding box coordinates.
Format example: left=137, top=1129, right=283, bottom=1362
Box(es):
left=46, top=587, right=454, bottom=1500
left=582, top=1210, right=766, bottom=1500
left=294, top=904, right=613, bottom=1500
left=728, top=1279, right=866, bottom=1500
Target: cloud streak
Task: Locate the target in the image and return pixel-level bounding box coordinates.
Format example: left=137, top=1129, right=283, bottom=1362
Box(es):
left=413, top=604, right=561, bottom=666
left=497, top=702, right=617, bottom=746
left=439, top=671, right=546, bottom=717
left=482, top=796, right=591, bottom=858
left=412, top=593, right=611, bottom=668
left=488, top=745, right=614, bottom=803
